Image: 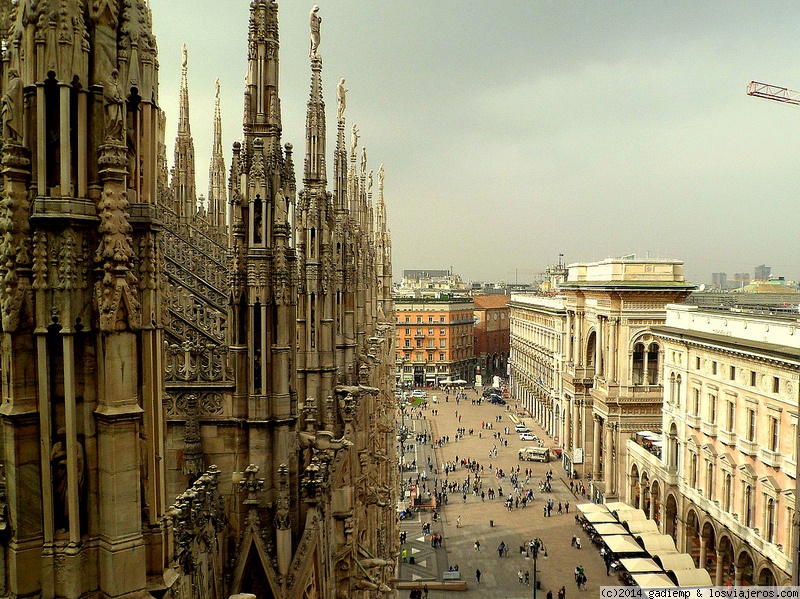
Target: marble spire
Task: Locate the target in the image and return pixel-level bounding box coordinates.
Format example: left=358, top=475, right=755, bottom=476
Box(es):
left=208, top=78, right=227, bottom=233
left=171, top=43, right=197, bottom=221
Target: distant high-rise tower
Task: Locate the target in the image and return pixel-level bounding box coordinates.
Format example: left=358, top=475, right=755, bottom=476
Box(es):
left=755, top=264, right=772, bottom=281
left=712, top=272, right=728, bottom=289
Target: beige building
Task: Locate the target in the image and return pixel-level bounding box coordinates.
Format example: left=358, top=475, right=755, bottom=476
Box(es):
left=508, top=294, right=566, bottom=439
left=626, top=304, right=799, bottom=586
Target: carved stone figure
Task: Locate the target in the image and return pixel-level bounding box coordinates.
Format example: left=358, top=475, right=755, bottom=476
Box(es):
left=103, top=69, right=124, bottom=141
left=350, top=124, right=359, bottom=158
left=378, top=163, right=385, bottom=188
left=336, top=78, right=347, bottom=121
left=1, top=69, right=22, bottom=142
left=50, top=428, right=85, bottom=532
left=309, top=5, right=321, bottom=57
left=367, top=170, right=373, bottom=195
left=360, top=146, right=367, bottom=177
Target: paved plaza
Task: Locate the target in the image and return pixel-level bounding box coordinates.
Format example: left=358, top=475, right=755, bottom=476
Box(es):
left=395, top=388, right=611, bottom=599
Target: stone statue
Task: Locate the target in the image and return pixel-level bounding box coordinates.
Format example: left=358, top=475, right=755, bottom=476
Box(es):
left=51, top=428, right=85, bottom=532
left=275, top=187, right=287, bottom=223
left=181, top=42, right=188, bottom=70
left=378, top=163, right=385, bottom=188
left=215, top=77, right=220, bottom=100
left=1, top=69, right=22, bottom=142
left=336, top=78, right=347, bottom=121
left=103, top=69, right=124, bottom=141
left=367, top=170, right=373, bottom=195
left=350, top=124, right=359, bottom=158
left=309, top=5, right=321, bottom=57
left=360, top=146, right=367, bottom=177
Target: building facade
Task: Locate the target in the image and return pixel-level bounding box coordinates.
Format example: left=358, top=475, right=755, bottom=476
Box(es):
left=395, top=298, right=475, bottom=387
left=625, top=304, right=799, bottom=586
left=559, top=259, right=694, bottom=501
left=473, top=295, right=510, bottom=382
left=508, top=294, right=566, bottom=439
left=0, top=2, right=397, bottom=598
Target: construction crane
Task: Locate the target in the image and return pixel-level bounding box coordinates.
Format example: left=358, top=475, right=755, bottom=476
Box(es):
left=747, top=81, right=800, bottom=106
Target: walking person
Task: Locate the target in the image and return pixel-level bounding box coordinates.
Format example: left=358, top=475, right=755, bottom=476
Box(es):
left=457, top=515, right=462, bottom=528
left=476, top=568, right=482, bottom=584
left=518, top=569, right=523, bottom=584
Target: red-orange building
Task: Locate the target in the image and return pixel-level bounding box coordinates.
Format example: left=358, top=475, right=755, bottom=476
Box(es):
left=473, top=295, right=510, bottom=381
left=394, top=298, right=476, bottom=387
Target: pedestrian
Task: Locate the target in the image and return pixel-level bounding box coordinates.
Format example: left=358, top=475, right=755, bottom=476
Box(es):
left=525, top=570, right=530, bottom=585
left=558, top=501, right=563, bottom=515
left=402, top=548, right=408, bottom=562
left=566, top=501, right=570, bottom=513
left=457, top=515, right=462, bottom=528
left=518, top=569, right=523, bottom=584
left=423, top=583, right=429, bottom=598
left=474, top=540, right=481, bottom=551
left=558, top=585, right=566, bottom=599
left=547, top=591, right=553, bottom=599
left=476, top=568, right=482, bottom=584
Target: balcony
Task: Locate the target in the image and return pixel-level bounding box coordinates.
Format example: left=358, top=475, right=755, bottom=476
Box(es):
left=700, top=421, right=717, bottom=438
left=686, top=414, right=701, bottom=429
left=759, top=447, right=783, bottom=469
left=717, top=429, right=736, bottom=446
left=736, top=438, right=758, bottom=457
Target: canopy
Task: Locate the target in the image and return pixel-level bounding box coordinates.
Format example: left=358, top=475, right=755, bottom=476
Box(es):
left=453, top=379, right=467, bottom=384
left=583, top=511, right=618, bottom=524
left=669, top=568, right=713, bottom=587
left=624, top=519, right=659, bottom=535
left=592, top=523, right=628, bottom=535
left=653, top=553, right=696, bottom=572
left=619, top=558, right=663, bottom=574
left=604, top=535, right=648, bottom=556
left=577, top=502, right=610, bottom=514
left=635, top=534, right=677, bottom=554
left=605, top=501, right=634, bottom=513
left=631, top=573, right=676, bottom=588
left=614, top=508, right=648, bottom=523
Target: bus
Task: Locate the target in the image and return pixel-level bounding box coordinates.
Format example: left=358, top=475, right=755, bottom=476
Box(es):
left=518, top=447, right=550, bottom=463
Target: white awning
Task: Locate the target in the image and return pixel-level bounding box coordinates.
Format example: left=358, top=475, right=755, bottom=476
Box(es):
left=583, top=511, right=617, bottom=524
left=604, top=535, right=648, bottom=556
left=592, top=523, right=628, bottom=535
left=669, top=569, right=713, bottom=587
left=620, top=557, right=662, bottom=574
left=631, top=573, right=675, bottom=588
left=577, top=502, right=610, bottom=514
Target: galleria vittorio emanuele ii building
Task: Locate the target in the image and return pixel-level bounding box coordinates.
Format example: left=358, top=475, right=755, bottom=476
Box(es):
left=0, top=1, right=396, bottom=597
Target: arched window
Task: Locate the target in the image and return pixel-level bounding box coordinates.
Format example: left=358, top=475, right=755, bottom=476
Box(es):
left=766, top=498, right=776, bottom=543
left=705, top=461, right=714, bottom=499
left=632, top=343, right=645, bottom=385
left=723, top=473, right=732, bottom=511
left=743, top=484, right=753, bottom=527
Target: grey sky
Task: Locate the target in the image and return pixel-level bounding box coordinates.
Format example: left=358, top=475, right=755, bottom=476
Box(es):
left=152, top=1, right=800, bottom=285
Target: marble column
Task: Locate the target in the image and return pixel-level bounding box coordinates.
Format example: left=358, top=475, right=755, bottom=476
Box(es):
left=592, top=416, right=602, bottom=480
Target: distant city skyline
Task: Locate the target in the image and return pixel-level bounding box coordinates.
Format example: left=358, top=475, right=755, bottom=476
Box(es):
left=153, top=1, right=800, bottom=285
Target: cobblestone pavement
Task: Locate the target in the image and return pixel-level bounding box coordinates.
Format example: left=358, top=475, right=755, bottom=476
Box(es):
left=396, top=388, right=615, bottom=599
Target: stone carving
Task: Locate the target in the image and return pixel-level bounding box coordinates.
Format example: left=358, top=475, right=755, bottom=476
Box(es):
left=51, top=428, right=85, bottom=533
left=360, top=146, right=367, bottom=177
left=181, top=395, right=204, bottom=478
left=350, top=124, right=359, bottom=158
left=308, top=5, right=321, bottom=58
left=367, top=170, right=373, bottom=195
left=378, top=163, right=384, bottom=190
left=1, top=69, right=21, bottom=142
left=103, top=69, right=124, bottom=141
left=336, top=78, right=347, bottom=121
left=275, top=464, right=290, bottom=530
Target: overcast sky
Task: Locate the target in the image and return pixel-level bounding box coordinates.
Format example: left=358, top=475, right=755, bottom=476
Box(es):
left=152, top=1, right=800, bottom=285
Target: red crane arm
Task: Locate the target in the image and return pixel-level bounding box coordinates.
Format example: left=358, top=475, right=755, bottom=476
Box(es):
left=747, top=81, right=800, bottom=106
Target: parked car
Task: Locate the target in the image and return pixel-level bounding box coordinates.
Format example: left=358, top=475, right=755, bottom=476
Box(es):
left=514, top=423, right=529, bottom=432
left=410, top=390, right=427, bottom=398
left=490, top=397, right=506, bottom=405
left=519, top=433, right=538, bottom=441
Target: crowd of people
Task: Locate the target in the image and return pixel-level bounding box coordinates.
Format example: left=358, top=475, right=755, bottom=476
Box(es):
left=399, top=385, right=598, bottom=598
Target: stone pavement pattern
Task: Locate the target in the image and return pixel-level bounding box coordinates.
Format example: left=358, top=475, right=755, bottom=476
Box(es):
left=396, top=388, right=614, bottom=598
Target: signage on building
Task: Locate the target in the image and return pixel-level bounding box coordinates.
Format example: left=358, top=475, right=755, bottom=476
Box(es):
left=573, top=448, right=584, bottom=464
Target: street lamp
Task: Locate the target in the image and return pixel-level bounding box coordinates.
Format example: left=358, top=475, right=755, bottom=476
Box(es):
left=531, top=537, right=548, bottom=599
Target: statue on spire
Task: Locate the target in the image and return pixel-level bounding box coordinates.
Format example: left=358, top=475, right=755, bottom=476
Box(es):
left=350, top=124, right=359, bottom=158
left=337, top=78, right=347, bottom=122
left=309, top=5, right=321, bottom=58
left=215, top=77, right=220, bottom=100
left=181, top=43, right=188, bottom=70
